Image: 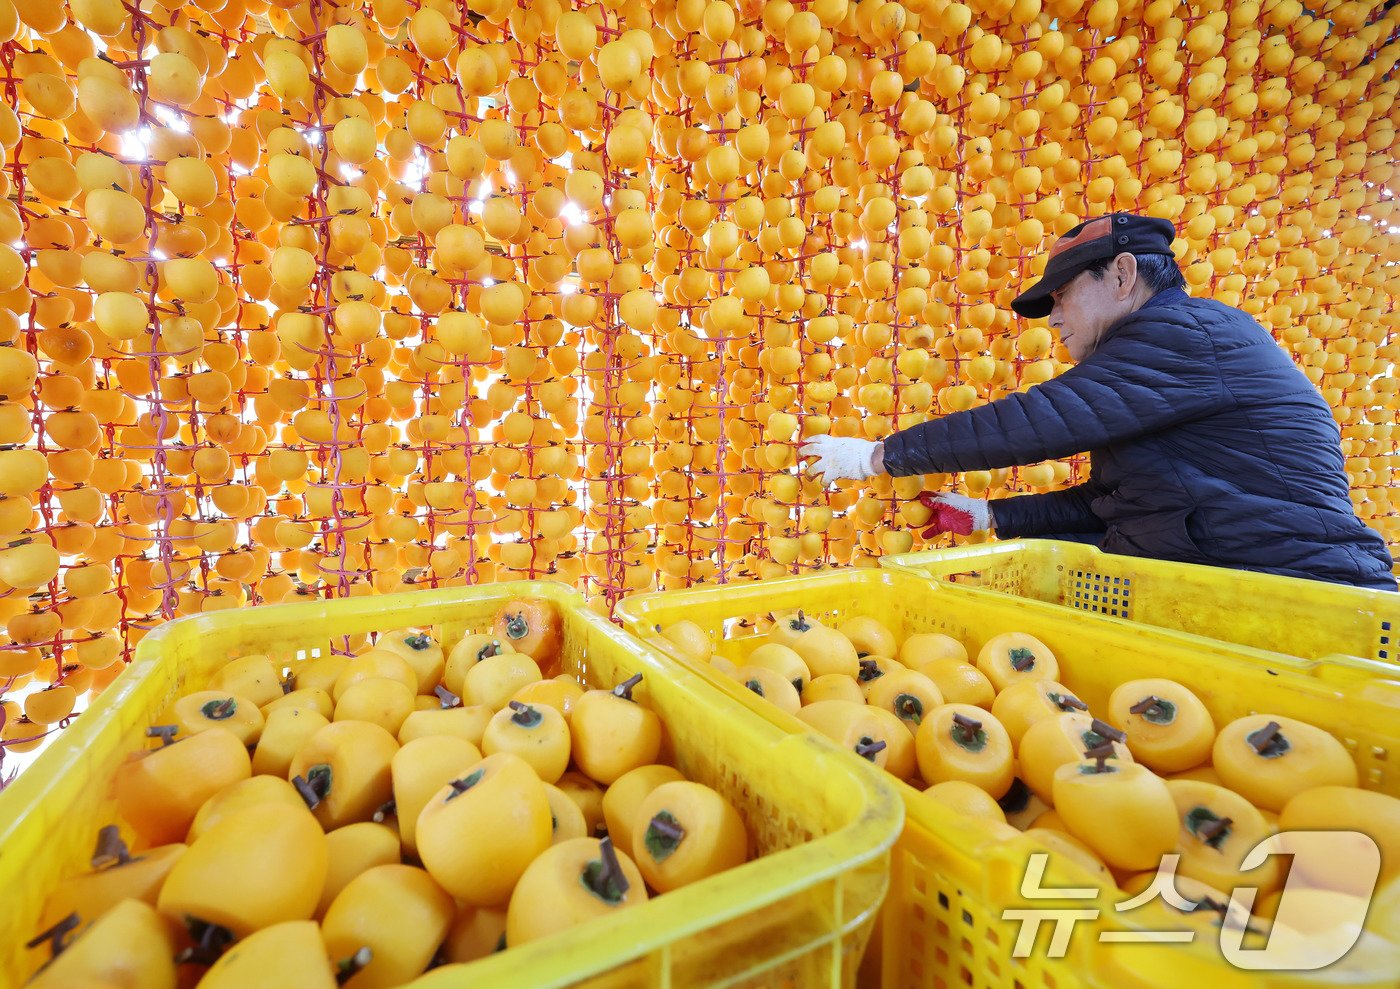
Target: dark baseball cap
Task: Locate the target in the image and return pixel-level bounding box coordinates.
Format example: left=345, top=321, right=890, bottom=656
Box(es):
left=1011, top=213, right=1178, bottom=319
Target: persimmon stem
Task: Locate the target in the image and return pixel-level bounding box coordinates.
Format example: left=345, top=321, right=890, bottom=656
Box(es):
left=509, top=700, right=542, bottom=727
left=600, top=835, right=627, bottom=887
left=1129, top=696, right=1162, bottom=715
left=146, top=724, right=179, bottom=746
left=336, top=947, right=373, bottom=985
left=292, top=776, right=322, bottom=809
left=613, top=672, right=643, bottom=700
left=1248, top=721, right=1286, bottom=756
left=951, top=712, right=983, bottom=741
left=650, top=815, right=682, bottom=841
left=582, top=835, right=630, bottom=903
left=1083, top=740, right=1116, bottom=772
left=644, top=810, right=686, bottom=862
left=894, top=693, right=922, bottom=724
left=26, top=912, right=79, bottom=957
left=202, top=697, right=236, bottom=720
left=855, top=737, right=887, bottom=760
left=91, top=825, right=132, bottom=868
left=1090, top=718, right=1126, bottom=743
left=1191, top=896, right=1228, bottom=916
left=445, top=767, right=485, bottom=801
left=504, top=612, right=529, bottom=640
left=435, top=684, right=461, bottom=709
left=293, top=764, right=332, bottom=810
left=1196, top=816, right=1233, bottom=843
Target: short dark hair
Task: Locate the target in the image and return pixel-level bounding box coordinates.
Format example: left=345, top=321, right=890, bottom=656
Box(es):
left=1083, top=253, right=1186, bottom=294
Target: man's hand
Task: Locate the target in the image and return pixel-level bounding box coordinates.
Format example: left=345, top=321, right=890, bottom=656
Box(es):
left=798, top=436, right=883, bottom=483
left=918, top=492, right=993, bottom=538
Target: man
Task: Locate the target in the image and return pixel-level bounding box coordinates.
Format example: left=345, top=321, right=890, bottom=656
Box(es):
left=800, top=212, right=1397, bottom=591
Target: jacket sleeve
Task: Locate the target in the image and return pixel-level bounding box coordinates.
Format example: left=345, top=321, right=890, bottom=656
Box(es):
left=991, top=482, right=1106, bottom=538
left=881, top=309, right=1232, bottom=477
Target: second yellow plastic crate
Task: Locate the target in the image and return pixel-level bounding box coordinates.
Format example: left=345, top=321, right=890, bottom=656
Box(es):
left=0, top=581, right=901, bottom=989
left=884, top=540, right=1400, bottom=669
left=618, top=569, right=1400, bottom=989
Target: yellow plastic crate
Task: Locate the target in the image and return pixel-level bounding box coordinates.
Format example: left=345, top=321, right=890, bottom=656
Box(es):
left=884, top=540, right=1400, bottom=670
left=0, top=581, right=901, bottom=989
left=617, top=569, right=1400, bottom=989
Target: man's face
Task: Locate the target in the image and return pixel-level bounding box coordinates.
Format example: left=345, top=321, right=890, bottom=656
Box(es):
left=1047, top=255, right=1141, bottom=362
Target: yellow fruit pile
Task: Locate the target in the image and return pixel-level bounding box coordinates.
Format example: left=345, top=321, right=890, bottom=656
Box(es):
left=25, top=598, right=752, bottom=986
left=1, top=0, right=1398, bottom=755
left=657, top=612, right=1400, bottom=952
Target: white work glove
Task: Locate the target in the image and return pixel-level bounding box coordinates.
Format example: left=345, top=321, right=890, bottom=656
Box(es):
left=917, top=492, right=993, bottom=538
left=798, top=435, right=882, bottom=483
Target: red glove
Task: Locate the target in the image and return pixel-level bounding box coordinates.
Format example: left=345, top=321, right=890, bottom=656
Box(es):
left=918, top=492, right=993, bottom=539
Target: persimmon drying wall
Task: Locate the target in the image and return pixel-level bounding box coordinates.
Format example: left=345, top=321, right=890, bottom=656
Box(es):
left=0, top=0, right=1397, bottom=753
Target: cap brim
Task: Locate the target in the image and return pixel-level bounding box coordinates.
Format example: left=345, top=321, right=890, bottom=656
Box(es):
left=1011, top=265, right=1076, bottom=319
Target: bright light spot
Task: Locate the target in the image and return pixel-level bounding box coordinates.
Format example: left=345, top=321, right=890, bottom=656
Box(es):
left=468, top=200, right=485, bottom=215
left=152, top=249, right=168, bottom=261
left=341, top=164, right=363, bottom=180
left=305, top=129, right=322, bottom=146
left=121, top=128, right=153, bottom=161
left=231, top=163, right=252, bottom=176
left=852, top=239, right=867, bottom=250
left=1323, top=229, right=1333, bottom=237
left=560, top=201, right=586, bottom=226
left=403, top=155, right=429, bottom=191
left=154, top=106, right=190, bottom=134
left=482, top=277, right=496, bottom=287
left=503, top=167, right=516, bottom=184
left=653, top=291, right=664, bottom=301
left=559, top=282, right=577, bottom=295
left=11, top=241, right=24, bottom=250
left=552, top=152, right=573, bottom=169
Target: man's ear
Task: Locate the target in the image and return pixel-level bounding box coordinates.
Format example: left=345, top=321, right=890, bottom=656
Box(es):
left=1115, top=252, right=1138, bottom=298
